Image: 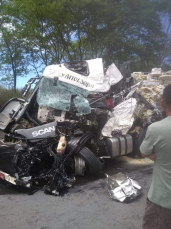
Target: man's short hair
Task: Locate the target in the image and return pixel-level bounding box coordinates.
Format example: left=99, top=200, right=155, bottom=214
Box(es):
left=163, top=84, right=171, bottom=106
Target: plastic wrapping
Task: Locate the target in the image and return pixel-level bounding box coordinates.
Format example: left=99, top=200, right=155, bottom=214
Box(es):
left=106, top=173, right=142, bottom=202
left=37, top=77, right=89, bottom=111
left=102, top=98, right=137, bottom=137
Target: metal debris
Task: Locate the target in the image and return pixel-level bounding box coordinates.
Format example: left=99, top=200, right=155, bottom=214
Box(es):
left=106, top=172, right=142, bottom=202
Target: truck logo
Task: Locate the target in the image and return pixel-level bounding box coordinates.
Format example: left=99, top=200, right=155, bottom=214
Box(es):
left=32, top=126, right=55, bottom=137
left=62, top=73, right=94, bottom=88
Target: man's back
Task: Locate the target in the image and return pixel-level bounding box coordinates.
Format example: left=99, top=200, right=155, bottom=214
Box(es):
left=140, top=116, right=171, bottom=209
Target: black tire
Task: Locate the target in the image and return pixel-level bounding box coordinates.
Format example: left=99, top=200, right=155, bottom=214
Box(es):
left=77, top=146, right=103, bottom=175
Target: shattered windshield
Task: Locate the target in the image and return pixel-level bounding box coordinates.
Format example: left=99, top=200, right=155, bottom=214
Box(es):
left=73, top=95, right=91, bottom=116
left=37, top=77, right=91, bottom=115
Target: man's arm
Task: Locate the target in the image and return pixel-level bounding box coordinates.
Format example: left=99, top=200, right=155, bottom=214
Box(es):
left=141, top=152, right=156, bottom=161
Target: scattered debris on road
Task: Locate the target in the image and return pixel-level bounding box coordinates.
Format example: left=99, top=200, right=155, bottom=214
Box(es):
left=106, top=172, right=142, bottom=202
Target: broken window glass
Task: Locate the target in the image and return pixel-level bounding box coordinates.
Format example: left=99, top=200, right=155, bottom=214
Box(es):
left=73, top=96, right=91, bottom=116
left=37, top=77, right=90, bottom=112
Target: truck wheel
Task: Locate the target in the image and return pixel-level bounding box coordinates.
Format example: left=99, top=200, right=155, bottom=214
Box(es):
left=77, top=146, right=103, bottom=175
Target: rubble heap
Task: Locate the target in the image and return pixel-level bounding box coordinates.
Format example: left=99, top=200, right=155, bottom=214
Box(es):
left=137, top=84, right=164, bottom=107
left=134, top=84, right=164, bottom=122
left=132, top=68, right=171, bottom=87
left=132, top=72, right=147, bottom=83
left=132, top=67, right=171, bottom=122
left=147, top=69, right=171, bottom=86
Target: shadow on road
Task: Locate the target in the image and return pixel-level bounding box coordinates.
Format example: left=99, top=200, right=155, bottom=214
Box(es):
left=0, top=180, right=29, bottom=195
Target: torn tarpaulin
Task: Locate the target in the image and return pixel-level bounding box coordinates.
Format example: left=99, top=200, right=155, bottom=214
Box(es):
left=106, top=173, right=142, bottom=202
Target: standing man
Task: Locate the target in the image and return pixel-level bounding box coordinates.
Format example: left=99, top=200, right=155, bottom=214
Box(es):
left=140, top=84, right=171, bottom=229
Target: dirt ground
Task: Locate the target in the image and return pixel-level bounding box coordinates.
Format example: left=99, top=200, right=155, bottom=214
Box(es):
left=0, top=156, right=153, bottom=229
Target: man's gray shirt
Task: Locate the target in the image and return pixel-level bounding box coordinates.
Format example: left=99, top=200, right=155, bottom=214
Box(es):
left=140, top=116, right=171, bottom=209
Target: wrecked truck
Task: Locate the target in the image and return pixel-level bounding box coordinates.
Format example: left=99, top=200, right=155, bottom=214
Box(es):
left=0, top=59, right=162, bottom=195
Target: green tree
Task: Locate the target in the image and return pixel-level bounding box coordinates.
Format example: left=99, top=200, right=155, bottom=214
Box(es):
left=0, top=0, right=30, bottom=90
left=0, top=27, right=29, bottom=90
left=1, top=0, right=171, bottom=84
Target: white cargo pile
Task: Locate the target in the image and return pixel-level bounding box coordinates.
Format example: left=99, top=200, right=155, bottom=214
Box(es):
left=150, top=68, right=162, bottom=80
left=132, top=68, right=171, bottom=87
left=137, top=84, right=164, bottom=108
left=131, top=67, right=168, bottom=126
left=133, top=83, right=164, bottom=123
left=158, top=71, right=171, bottom=86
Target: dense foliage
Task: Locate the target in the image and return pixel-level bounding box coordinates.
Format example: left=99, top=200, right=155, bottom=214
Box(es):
left=0, top=0, right=171, bottom=89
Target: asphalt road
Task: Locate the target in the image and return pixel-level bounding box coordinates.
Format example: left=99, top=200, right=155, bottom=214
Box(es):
left=0, top=156, right=153, bottom=229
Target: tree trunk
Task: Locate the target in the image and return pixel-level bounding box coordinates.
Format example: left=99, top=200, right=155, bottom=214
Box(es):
left=14, top=74, right=17, bottom=91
